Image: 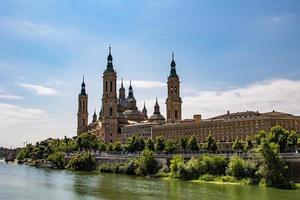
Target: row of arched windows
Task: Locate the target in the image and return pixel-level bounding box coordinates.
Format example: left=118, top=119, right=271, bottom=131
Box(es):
left=105, top=81, right=116, bottom=93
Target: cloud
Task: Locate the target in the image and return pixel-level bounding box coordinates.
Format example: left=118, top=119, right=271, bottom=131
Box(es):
left=182, top=79, right=300, bottom=119
left=0, top=88, right=23, bottom=99
left=20, top=83, right=59, bottom=96
left=0, top=102, right=73, bottom=148
left=0, top=17, right=64, bottom=40
left=119, top=80, right=165, bottom=89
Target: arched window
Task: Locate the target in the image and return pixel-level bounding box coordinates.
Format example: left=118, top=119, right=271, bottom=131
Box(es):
left=170, top=87, right=173, bottom=94
left=175, top=110, right=178, bottom=119
left=105, top=81, right=108, bottom=92
left=110, top=81, right=113, bottom=92
left=83, top=102, right=85, bottom=110
left=174, top=86, right=177, bottom=94
left=110, top=107, right=113, bottom=116
left=82, top=119, right=85, bottom=126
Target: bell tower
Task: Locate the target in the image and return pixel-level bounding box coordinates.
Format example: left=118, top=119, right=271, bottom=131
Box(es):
left=101, top=46, right=118, bottom=143
left=77, top=77, right=88, bottom=135
left=166, top=52, right=182, bottom=122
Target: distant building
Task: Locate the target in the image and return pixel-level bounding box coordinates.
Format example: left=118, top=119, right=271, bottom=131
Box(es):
left=77, top=47, right=300, bottom=149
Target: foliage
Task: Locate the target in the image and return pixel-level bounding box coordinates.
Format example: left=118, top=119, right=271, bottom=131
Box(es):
left=244, top=136, right=253, bottom=151
left=145, top=138, right=155, bottom=151
left=203, top=134, right=217, bottom=153
left=135, top=149, right=158, bottom=176
left=113, top=142, right=122, bottom=152
left=255, top=138, right=294, bottom=189
left=169, top=155, right=185, bottom=179
left=164, top=140, right=177, bottom=154
left=268, top=126, right=289, bottom=152
left=188, top=136, right=199, bottom=151
left=67, top=152, right=97, bottom=171
left=125, top=135, right=145, bottom=153
left=198, top=155, right=227, bottom=176
left=232, top=137, right=244, bottom=152
left=46, top=151, right=65, bottom=169
left=287, top=131, right=298, bottom=151
left=180, top=137, right=188, bottom=152
left=155, top=136, right=165, bottom=152
left=76, top=133, right=98, bottom=151
left=226, top=156, right=257, bottom=182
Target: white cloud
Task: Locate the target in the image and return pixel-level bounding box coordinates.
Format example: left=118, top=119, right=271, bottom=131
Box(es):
left=0, top=17, right=64, bottom=39
left=0, top=102, right=73, bottom=148
left=0, top=88, right=23, bottom=99
left=119, top=80, right=165, bottom=89
left=182, top=79, right=300, bottom=119
left=20, top=83, right=59, bottom=96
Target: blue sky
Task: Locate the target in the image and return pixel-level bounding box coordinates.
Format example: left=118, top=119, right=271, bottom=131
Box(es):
left=0, top=0, right=300, bottom=147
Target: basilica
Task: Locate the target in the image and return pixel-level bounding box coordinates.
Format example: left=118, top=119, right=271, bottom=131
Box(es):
left=77, top=47, right=300, bottom=150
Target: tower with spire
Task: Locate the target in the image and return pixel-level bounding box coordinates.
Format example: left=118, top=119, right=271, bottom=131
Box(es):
left=166, top=52, right=182, bottom=122
left=77, top=77, right=88, bottom=135
left=101, top=46, right=118, bottom=143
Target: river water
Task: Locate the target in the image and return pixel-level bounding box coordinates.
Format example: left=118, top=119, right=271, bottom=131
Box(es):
left=0, top=161, right=299, bottom=200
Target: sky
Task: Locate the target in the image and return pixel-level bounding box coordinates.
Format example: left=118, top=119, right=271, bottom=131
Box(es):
left=0, top=0, right=300, bottom=148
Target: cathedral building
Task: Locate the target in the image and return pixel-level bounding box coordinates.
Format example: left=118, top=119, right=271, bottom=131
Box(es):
left=77, top=47, right=300, bottom=149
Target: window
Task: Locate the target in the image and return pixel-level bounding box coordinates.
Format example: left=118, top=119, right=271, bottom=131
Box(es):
left=110, top=107, right=113, bottom=116
left=174, top=86, right=177, bottom=94
left=82, top=119, right=85, bottom=126
left=170, top=87, right=173, bottom=94
left=110, top=81, right=113, bottom=92
left=175, top=110, right=178, bottom=119
left=105, top=81, right=108, bottom=92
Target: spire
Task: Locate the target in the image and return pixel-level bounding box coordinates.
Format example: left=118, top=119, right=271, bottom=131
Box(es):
left=154, top=97, right=160, bottom=114
left=169, top=51, right=178, bottom=78
left=80, top=76, right=87, bottom=95
left=106, top=45, right=114, bottom=72
left=142, top=101, right=147, bottom=116
left=92, top=109, right=97, bottom=122
left=129, top=80, right=132, bottom=91
left=119, top=78, right=126, bottom=99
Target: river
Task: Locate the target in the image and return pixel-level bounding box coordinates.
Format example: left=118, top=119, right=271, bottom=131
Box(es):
left=0, top=161, right=299, bottom=200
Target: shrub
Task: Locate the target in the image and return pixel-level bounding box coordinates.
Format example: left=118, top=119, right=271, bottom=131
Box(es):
left=67, top=152, right=97, bottom=171
left=170, top=155, right=185, bottom=179
left=198, top=155, right=227, bottom=176
left=199, top=174, right=215, bottom=181
left=46, top=152, right=65, bottom=169
left=135, top=149, right=158, bottom=176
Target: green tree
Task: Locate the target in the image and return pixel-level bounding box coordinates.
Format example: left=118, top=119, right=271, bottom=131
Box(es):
left=145, top=138, right=155, bottom=151
left=155, top=136, right=165, bottom=152
left=77, top=133, right=97, bottom=151
left=268, top=126, right=289, bottom=152
left=164, top=140, right=177, bottom=154
left=256, top=138, right=293, bottom=188
left=107, top=143, right=114, bottom=151
left=137, top=137, right=145, bottom=152
left=203, top=134, right=218, bottom=153
left=287, top=131, right=298, bottom=152
left=244, top=136, right=253, bottom=151
left=113, top=142, right=122, bottom=152
left=135, top=149, right=158, bottom=176
left=254, top=130, right=267, bottom=145
left=180, top=137, right=188, bottom=152
left=232, top=137, right=244, bottom=153
left=170, top=155, right=185, bottom=179
left=47, top=151, right=65, bottom=169
left=188, top=136, right=199, bottom=152
left=67, top=152, right=97, bottom=171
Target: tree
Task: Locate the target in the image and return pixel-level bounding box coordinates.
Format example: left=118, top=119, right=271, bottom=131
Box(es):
left=232, top=137, right=244, bottom=153
left=203, top=134, right=217, bottom=153
left=254, top=130, right=267, bottom=145
left=77, top=133, right=97, bottom=151
left=180, top=137, right=188, bottom=152
left=287, top=131, right=298, bottom=152
left=67, top=152, right=97, bottom=171
left=256, top=138, right=293, bottom=188
left=155, top=136, right=165, bottom=152
left=134, top=149, right=158, bottom=176
left=125, top=135, right=139, bottom=153
left=47, top=151, right=65, bottom=169
left=188, top=136, right=199, bottom=152
left=107, top=143, right=114, bottom=151
left=164, top=140, right=177, bottom=154
left=244, top=136, right=253, bottom=151
left=137, top=137, right=145, bottom=152
left=114, top=142, right=122, bottom=152
left=145, top=138, right=155, bottom=151
left=268, top=126, right=289, bottom=152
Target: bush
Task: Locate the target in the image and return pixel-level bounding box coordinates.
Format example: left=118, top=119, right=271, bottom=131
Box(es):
left=67, top=152, right=97, bottom=171
left=135, top=149, right=158, bottom=176
left=198, top=155, right=227, bottom=176
left=169, top=155, right=185, bottom=179
left=47, top=152, right=65, bottom=169
left=199, top=174, right=215, bottom=181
